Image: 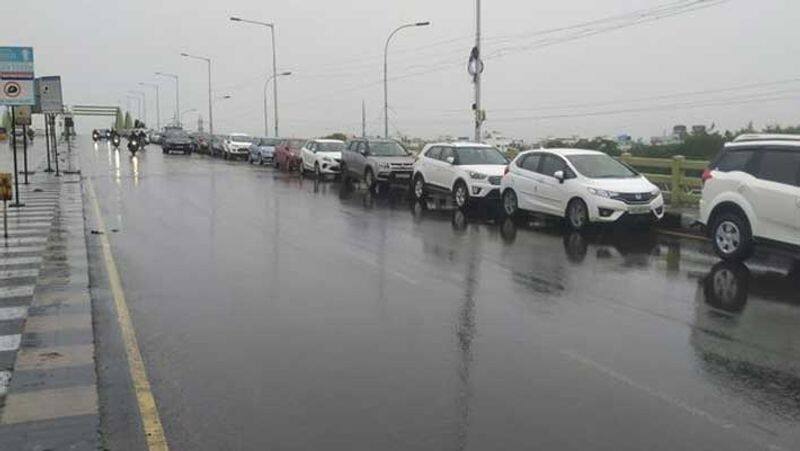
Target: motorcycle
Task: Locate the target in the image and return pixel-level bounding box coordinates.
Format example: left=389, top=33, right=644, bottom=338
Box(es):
left=111, top=134, right=121, bottom=148
left=128, top=136, right=141, bottom=156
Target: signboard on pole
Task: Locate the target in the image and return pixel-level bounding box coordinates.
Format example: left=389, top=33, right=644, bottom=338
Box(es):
left=34, top=76, right=62, bottom=113
left=13, top=106, right=31, bottom=125
left=0, top=47, right=35, bottom=106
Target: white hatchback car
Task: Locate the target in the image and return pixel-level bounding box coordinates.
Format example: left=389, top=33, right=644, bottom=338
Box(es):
left=699, top=134, right=800, bottom=261
left=500, top=148, right=664, bottom=229
left=300, top=139, right=346, bottom=178
left=411, top=142, right=510, bottom=209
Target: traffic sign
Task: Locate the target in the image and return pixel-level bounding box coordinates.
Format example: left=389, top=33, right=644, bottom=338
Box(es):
left=34, top=76, right=63, bottom=113
left=0, top=47, right=35, bottom=106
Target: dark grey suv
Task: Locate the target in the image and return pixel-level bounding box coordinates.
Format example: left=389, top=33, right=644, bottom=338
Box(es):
left=340, top=139, right=415, bottom=192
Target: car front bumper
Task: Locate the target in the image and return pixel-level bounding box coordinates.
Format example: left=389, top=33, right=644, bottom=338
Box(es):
left=318, top=160, right=341, bottom=174
left=376, top=170, right=413, bottom=184
left=468, top=180, right=503, bottom=199
left=588, top=195, right=665, bottom=223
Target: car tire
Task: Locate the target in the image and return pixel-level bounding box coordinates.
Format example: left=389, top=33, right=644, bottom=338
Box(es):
left=502, top=189, right=518, bottom=217
left=258, top=155, right=264, bottom=166
left=365, top=168, right=377, bottom=193
left=412, top=174, right=426, bottom=201
left=710, top=211, right=753, bottom=261
left=453, top=181, right=469, bottom=211
left=566, top=198, right=589, bottom=231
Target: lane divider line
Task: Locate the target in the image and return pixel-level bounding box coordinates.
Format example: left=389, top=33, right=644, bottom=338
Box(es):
left=86, top=178, right=169, bottom=451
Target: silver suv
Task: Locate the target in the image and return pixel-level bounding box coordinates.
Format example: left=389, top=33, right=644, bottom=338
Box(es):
left=340, top=139, right=415, bottom=192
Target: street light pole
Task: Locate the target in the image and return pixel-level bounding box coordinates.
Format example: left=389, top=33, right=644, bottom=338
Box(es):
left=126, top=95, right=142, bottom=123
left=230, top=17, right=281, bottom=136
left=181, top=53, right=214, bottom=137
left=474, top=0, right=483, bottom=142
left=129, top=90, right=147, bottom=126
left=155, top=71, right=180, bottom=126
left=139, top=82, right=161, bottom=130
left=263, top=72, right=291, bottom=137
left=384, top=21, right=430, bottom=138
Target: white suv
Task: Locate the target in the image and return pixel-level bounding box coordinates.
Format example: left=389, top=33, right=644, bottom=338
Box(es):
left=699, top=134, right=800, bottom=261
left=223, top=133, right=254, bottom=160
left=500, top=148, right=664, bottom=229
left=411, top=142, right=509, bottom=209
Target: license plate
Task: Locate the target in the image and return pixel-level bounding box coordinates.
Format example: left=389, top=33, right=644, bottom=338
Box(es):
left=394, top=173, right=410, bottom=179
left=629, top=205, right=651, bottom=215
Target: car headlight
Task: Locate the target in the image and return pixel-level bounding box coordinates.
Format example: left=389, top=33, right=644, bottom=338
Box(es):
left=377, top=162, right=390, bottom=170
left=468, top=171, right=488, bottom=180
left=650, top=188, right=661, bottom=197
left=323, top=156, right=333, bottom=162
left=587, top=187, right=619, bottom=198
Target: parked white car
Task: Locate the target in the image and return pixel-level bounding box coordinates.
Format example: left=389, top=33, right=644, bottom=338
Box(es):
left=699, top=134, right=800, bottom=261
left=411, top=142, right=509, bottom=209
left=223, top=133, right=255, bottom=160
left=300, top=139, right=346, bottom=178
left=500, top=148, right=664, bottom=229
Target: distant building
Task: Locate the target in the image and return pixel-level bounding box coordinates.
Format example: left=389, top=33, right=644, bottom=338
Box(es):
left=673, top=125, right=688, bottom=139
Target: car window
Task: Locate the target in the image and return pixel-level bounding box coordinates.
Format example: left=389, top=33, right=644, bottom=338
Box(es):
left=520, top=153, right=541, bottom=172
left=538, top=154, right=569, bottom=177
left=307, top=142, right=315, bottom=152
left=566, top=154, right=638, bottom=178
left=714, top=149, right=756, bottom=173
left=440, top=147, right=454, bottom=162
left=754, top=149, right=800, bottom=187
left=425, top=146, right=441, bottom=160
left=357, top=142, right=367, bottom=154
left=369, top=141, right=408, bottom=156
left=454, top=147, right=508, bottom=165
left=317, top=141, right=345, bottom=152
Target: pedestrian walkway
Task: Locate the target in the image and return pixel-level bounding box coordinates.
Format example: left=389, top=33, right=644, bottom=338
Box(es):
left=0, top=142, right=98, bottom=450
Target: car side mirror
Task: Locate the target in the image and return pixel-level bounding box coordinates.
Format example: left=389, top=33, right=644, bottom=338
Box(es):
left=554, top=170, right=565, bottom=183
left=446, top=156, right=455, bottom=165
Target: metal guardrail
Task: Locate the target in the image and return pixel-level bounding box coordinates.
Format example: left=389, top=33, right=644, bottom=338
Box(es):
left=619, top=153, right=708, bottom=205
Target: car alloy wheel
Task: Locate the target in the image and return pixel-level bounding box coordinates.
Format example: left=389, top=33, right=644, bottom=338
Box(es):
left=503, top=190, right=518, bottom=216
left=714, top=220, right=741, bottom=256
left=365, top=169, right=376, bottom=191
left=567, top=199, right=588, bottom=230
left=453, top=182, right=469, bottom=210
left=413, top=175, right=425, bottom=200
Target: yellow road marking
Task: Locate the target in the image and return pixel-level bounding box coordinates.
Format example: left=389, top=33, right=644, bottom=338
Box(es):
left=87, top=178, right=169, bottom=451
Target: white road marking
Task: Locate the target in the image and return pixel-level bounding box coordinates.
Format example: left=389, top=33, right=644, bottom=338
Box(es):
left=0, top=269, right=39, bottom=279
left=0, top=306, right=27, bottom=321
left=0, top=370, right=11, bottom=396
left=0, top=335, right=21, bottom=352
left=0, top=286, right=35, bottom=299
left=0, top=257, right=42, bottom=266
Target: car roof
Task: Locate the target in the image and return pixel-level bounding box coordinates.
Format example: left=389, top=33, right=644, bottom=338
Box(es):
left=732, top=133, right=800, bottom=143
left=520, top=148, right=604, bottom=157
left=314, top=139, right=343, bottom=143
left=425, top=141, right=494, bottom=148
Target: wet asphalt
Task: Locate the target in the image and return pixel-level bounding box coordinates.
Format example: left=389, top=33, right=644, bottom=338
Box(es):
left=79, top=137, right=800, bottom=450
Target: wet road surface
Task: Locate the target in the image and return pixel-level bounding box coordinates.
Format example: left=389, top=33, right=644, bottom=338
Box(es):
left=79, top=138, right=800, bottom=450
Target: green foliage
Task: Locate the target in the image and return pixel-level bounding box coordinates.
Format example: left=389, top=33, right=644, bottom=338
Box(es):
left=323, top=132, right=348, bottom=141
left=124, top=112, right=133, bottom=129
left=114, top=109, right=124, bottom=130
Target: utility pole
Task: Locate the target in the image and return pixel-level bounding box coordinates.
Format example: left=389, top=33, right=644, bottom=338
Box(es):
left=473, top=0, right=484, bottom=143
left=139, top=82, right=161, bottom=130
left=384, top=21, right=431, bottom=138
left=362, top=100, right=367, bottom=138
left=180, top=53, right=214, bottom=137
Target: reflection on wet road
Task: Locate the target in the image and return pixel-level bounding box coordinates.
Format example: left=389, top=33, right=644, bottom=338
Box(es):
left=81, top=138, right=800, bottom=450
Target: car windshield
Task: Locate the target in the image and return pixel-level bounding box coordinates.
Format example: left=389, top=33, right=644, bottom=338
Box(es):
left=167, top=131, right=190, bottom=139
left=259, top=138, right=282, bottom=146
left=566, top=154, right=639, bottom=178
left=455, top=147, right=508, bottom=165
left=230, top=135, right=255, bottom=143
left=369, top=141, right=408, bottom=156
left=317, top=142, right=345, bottom=152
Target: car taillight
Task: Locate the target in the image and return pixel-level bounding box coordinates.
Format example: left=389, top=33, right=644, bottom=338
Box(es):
left=504, top=165, right=510, bottom=175
left=701, top=168, right=713, bottom=184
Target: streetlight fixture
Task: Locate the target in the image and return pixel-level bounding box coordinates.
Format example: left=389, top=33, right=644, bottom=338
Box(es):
left=180, top=52, right=215, bottom=137
left=384, top=21, right=430, bottom=138
left=139, top=82, right=161, bottom=130
left=128, top=90, right=147, bottom=126
left=155, top=71, right=180, bottom=126
left=264, top=72, right=291, bottom=137
left=230, top=16, right=282, bottom=136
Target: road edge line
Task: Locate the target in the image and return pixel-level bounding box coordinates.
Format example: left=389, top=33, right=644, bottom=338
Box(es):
left=86, top=178, right=169, bottom=451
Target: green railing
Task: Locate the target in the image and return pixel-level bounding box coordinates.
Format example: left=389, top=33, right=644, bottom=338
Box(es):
left=619, top=153, right=708, bottom=205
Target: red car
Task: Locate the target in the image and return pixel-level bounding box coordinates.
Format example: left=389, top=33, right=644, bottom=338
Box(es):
left=273, top=138, right=306, bottom=171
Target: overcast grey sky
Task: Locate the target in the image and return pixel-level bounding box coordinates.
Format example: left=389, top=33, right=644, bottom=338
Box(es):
left=3, top=0, right=798, bottom=140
